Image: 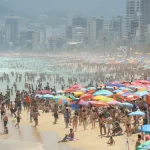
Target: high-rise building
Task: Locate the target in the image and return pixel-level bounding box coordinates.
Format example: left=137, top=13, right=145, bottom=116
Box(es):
left=72, top=17, right=87, bottom=28
left=87, top=19, right=96, bottom=45
left=0, top=26, right=5, bottom=49
left=96, top=17, right=104, bottom=39
left=45, top=26, right=53, bottom=39
left=5, top=16, right=18, bottom=46
left=110, top=16, right=124, bottom=38
left=66, top=26, right=73, bottom=39
left=126, top=0, right=150, bottom=42
left=72, top=27, right=86, bottom=42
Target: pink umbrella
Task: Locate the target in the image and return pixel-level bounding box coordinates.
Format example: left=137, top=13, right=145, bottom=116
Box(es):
left=35, top=90, right=52, bottom=95
left=135, top=80, right=150, bottom=84
left=107, top=100, right=121, bottom=105
left=70, top=84, right=83, bottom=89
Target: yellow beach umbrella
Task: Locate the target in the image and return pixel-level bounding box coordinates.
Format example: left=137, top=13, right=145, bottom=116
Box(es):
left=74, top=91, right=84, bottom=97
left=93, top=95, right=113, bottom=102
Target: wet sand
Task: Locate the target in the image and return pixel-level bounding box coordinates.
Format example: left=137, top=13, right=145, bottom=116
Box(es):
left=0, top=116, right=80, bottom=150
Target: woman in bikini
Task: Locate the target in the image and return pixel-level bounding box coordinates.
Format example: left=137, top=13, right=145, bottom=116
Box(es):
left=91, top=110, right=97, bottom=129
left=72, top=112, right=78, bottom=132
left=125, top=115, right=132, bottom=136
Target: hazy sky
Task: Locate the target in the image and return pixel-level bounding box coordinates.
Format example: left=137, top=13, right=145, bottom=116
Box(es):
left=1, top=0, right=125, bottom=19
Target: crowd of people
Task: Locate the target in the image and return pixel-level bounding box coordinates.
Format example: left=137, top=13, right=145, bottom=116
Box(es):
left=0, top=54, right=149, bottom=150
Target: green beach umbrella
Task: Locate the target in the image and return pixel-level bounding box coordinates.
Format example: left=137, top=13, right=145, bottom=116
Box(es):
left=137, top=140, right=150, bottom=150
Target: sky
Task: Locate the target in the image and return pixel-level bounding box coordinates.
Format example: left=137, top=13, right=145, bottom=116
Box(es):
left=0, top=0, right=126, bottom=19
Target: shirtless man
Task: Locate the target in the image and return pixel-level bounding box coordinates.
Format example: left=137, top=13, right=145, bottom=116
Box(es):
left=0, top=104, right=6, bottom=121
left=3, top=113, right=8, bottom=133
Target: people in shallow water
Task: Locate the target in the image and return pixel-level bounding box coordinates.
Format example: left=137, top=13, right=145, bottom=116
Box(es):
left=58, top=128, right=74, bottom=143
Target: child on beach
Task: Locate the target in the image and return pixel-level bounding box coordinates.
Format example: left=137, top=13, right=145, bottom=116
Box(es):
left=107, top=136, right=115, bottom=146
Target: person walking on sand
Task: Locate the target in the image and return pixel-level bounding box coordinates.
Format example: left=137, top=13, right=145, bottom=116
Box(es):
left=82, top=110, right=87, bottom=130
left=34, top=109, right=40, bottom=128
left=72, top=112, right=78, bottom=132
left=3, top=113, right=8, bottom=133
left=64, top=108, right=70, bottom=128
left=91, top=109, right=97, bottom=129
left=15, top=109, right=21, bottom=128
left=53, top=106, right=58, bottom=124
left=0, top=104, right=6, bottom=121
left=99, top=114, right=106, bottom=136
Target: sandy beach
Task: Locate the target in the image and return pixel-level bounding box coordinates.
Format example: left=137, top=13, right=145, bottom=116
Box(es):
left=1, top=109, right=136, bottom=150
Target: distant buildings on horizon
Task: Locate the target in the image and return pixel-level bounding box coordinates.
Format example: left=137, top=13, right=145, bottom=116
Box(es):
left=0, top=1, right=150, bottom=51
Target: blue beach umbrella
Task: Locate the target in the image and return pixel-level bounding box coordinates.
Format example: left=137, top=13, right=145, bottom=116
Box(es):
left=43, top=94, right=53, bottom=99
left=138, top=124, right=150, bottom=134
left=134, top=91, right=149, bottom=97
left=113, top=90, right=122, bottom=93
left=119, top=87, right=133, bottom=91
left=87, top=87, right=96, bottom=90
left=106, top=83, right=126, bottom=87
left=118, top=102, right=133, bottom=108
left=35, top=94, right=43, bottom=99
left=93, top=90, right=113, bottom=96
left=129, top=111, right=145, bottom=116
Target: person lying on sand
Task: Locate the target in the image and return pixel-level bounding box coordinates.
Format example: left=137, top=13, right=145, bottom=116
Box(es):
left=58, top=128, right=74, bottom=143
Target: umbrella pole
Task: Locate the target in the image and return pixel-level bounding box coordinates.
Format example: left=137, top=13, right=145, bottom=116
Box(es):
left=126, top=137, right=130, bottom=150
left=147, top=105, right=150, bottom=124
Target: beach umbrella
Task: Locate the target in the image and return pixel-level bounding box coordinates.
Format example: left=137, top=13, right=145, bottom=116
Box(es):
left=107, top=100, right=121, bottom=105
left=36, top=90, right=52, bottom=95
left=113, top=90, right=123, bottom=94
left=74, top=91, right=84, bottom=97
left=67, top=95, right=76, bottom=100
left=106, top=83, right=126, bottom=87
left=125, top=95, right=140, bottom=101
left=129, top=111, right=145, bottom=116
left=136, top=80, right=150, bottom=84
left=137, top=140, right=150, bottom=150
left=118, top=102, right=133, bottom=108
left=80, top=88, right=88, bottom=92
left=52, top=95, right=64, bottom=101
left=43, top=94, right=53, bottom=99
left=138, top=124, right=150, bottom=133
left=94, top=101, right=108, bottom=107
left=70, top=84, right=83, bottom=89
left=119, top=87, right=133, bottom=91
left=93, top=96, right=113, bottom=102
left=58, top=98, right=71, bottom=105
left=35, top=94, right=43, bottom=98
left=134, top=91, right=149, bottom=97
left=122, top=92, right=133, bottom=97
left=80, top=94, right=94, bottom=100
left=87, top=87, right=96, bottom=90
left=79, top=101, right=89, bottom=106
left=93, top=90, right=113, bottom=96
left=88, top=89, right=96, bottom=94
left=65, top=88, right=76, bottom=93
